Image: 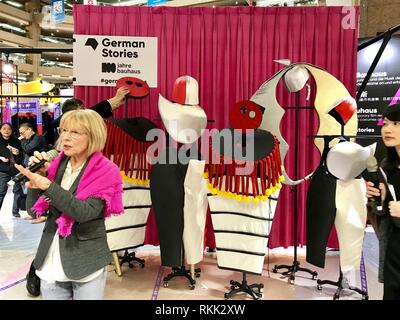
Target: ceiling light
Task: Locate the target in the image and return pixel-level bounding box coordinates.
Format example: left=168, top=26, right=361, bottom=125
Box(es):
left=0, top=23, right=26, bottom=33
left=42, top=37, right=60, bottom=43
left=3, top=62, right=14, bottom=75
left=5, top=1, right=23, bottom=8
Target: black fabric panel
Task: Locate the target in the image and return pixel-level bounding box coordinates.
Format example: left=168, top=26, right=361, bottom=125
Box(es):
left=306, top=165, right=337, bottom=268
left=108, top=117, right=158, bottom=142
left=212, top=128, right=274, bottom=161
left=150, top=147, right=188, bottom=267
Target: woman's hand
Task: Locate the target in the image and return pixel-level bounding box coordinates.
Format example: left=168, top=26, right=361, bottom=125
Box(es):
left=0, top=156, right=9, bottom=163
left=14, top=164, right=51, bottom=190
left=28, top=151, right=50, bottom=175
left=366, top=181, right=386, bottom=202
left=7, top=145, right=19, bottom=155
left=389, top=201, right=400, bottom=218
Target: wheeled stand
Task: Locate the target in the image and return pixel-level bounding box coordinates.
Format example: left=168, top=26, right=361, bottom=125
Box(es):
left=163, top=265, right=201, bottom=290
left=119, top=249, right=145, bottom=269
left=273, top=260, right=318, bottom=284
left=317, top=271, right=368, bottom=300
left=224, top=272, right=264, bottom=300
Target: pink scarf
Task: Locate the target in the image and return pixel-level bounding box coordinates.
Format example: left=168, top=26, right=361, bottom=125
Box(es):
left=32, top=151, right=124, bottom=237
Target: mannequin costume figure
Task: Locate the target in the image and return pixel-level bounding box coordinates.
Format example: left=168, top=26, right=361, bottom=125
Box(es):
left=250, top=62, right=357, bottom=183
left=306, top=139, right=374, bottom=285
left=103, top=118, right=158, bottom=273
left=101, top=79, right=156, bottom=274
left=206, top=125, right=283, bottom=275
left=253, top=61, right=369, bottom=287
left=150, top=76, right=208, bottom=270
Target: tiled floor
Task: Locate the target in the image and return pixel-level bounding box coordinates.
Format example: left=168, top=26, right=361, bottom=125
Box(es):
left=0, top=187, right=383, bottom=300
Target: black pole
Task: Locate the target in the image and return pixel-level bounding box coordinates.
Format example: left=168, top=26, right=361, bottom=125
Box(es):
left=16, top=64, right=19, bottom=130
left=293, top=92, right=300, bottom=263
left=356, top=33, right=392, bottom=101
left=272, top=92, right=317, bottom=282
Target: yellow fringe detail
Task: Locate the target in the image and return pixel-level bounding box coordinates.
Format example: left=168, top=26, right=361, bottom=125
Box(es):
left=121, top=171, right=150, bottom=186
left=205, top=178, right=271, bottom=202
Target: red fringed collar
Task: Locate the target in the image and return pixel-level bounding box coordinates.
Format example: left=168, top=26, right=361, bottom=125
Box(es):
left=204, top=134, right=285, bottom=202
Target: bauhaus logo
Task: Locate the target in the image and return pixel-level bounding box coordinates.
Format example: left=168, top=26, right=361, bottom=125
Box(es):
left=102, top=62, right=116, bottom=73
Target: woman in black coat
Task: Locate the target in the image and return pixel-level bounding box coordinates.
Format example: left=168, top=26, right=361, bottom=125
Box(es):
left=367, top=103, right=400, bottom=300
left=0, top=123, right=25, bottom=217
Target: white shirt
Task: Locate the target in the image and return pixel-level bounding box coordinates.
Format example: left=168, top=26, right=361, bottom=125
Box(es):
left=36, top=160, right=105, bottom=283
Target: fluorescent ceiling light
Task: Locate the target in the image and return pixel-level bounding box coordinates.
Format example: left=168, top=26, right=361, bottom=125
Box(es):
left=57, top=63, right=73, bottom=69
left=5, top=0, right=23, bottom=8
left=41, top=37, right=61, bottom=43
left=0, top=23, right=26, bottom=33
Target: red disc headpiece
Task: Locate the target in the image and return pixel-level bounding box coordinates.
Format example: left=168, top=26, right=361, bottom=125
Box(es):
left=116, top=77, right=150, bottom=98
left=229, top=100, right=263, bottom=130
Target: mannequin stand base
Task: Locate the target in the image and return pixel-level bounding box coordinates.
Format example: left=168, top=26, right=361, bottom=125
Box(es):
left=224, top=273, right=263, bottom=300
left=317, top=276, right=368, bottom=300
left=163, top=266, right=201, bottom=290
left=119, top=250, right=145, bottom=269
left=273, top=260, right=318, bottom=284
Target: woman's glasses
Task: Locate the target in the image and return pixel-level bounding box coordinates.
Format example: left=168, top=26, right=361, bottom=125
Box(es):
left=58, top=128, right=86, bottom=139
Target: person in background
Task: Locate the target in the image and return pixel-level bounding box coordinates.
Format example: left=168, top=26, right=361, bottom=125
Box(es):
left=16, top=109, right=123, bottom=300
left=50, top=87, right=130, bottom=141
left=19, top=123, right=48, bottom=167
left=366, top=102, right=400, bottom=300
left=0, top=123, right=24, bottom=217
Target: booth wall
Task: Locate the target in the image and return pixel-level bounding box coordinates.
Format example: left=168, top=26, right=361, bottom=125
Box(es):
left=73, top=5, right=359, bottom=248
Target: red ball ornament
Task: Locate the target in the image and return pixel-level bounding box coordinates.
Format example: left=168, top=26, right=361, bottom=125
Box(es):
left=229, top=100, right=262, bottom=130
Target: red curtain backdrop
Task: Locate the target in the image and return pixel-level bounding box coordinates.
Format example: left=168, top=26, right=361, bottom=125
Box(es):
left=73, top=5, right=359, bottom=249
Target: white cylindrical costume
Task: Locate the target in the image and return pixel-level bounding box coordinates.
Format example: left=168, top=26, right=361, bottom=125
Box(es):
left=208, top=185, right=279, bottom=274
left=106, top=178, right=152, bottom=252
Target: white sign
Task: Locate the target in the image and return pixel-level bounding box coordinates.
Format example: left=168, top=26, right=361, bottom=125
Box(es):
left=73, top=35, right=158, bottom=87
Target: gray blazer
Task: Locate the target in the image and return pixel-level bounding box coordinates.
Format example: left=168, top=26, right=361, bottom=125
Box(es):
left=30, top=156, right=112, bottom=280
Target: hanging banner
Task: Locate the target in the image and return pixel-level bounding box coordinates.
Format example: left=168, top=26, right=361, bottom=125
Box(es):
left=356, top=35, right=400, bottom=161
left=73, top=35, right=158, bottom=87
left=51, top=0, right=65, bottom=24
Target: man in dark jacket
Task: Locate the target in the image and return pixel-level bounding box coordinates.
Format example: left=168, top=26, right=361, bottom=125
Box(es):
left=50, top=87, right=130, bottom=141
left=19, top=123, right=48, bottom=167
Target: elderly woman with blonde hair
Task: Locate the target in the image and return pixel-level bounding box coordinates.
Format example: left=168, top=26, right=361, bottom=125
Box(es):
left=16, top=109, right=124, bottom=300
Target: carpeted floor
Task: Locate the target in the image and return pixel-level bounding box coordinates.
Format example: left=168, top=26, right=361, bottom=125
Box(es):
left=0, top=187, right=383, bottom=301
